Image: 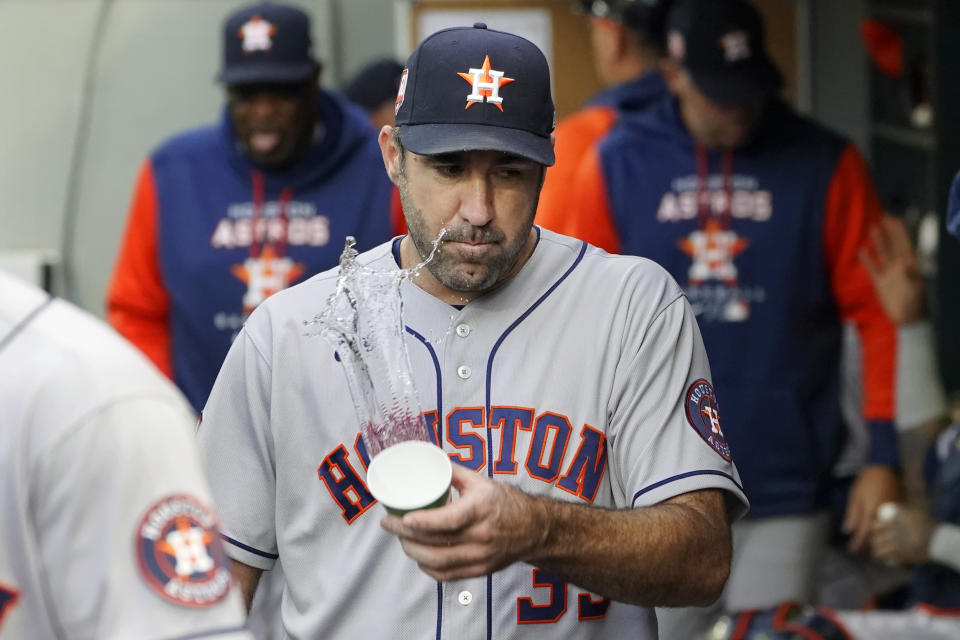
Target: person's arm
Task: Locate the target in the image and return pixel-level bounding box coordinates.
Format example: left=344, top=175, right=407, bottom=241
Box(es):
left=106, top=160, right=173, bottom=377
left=823, top=145, right=902, bottom=551
left=35, top=394, right=251, bottom=637
left=197, top=325, right=280, bottom=605
left=382, top=466, right=730, bottom=606
left=858, top=215, right=951, bottom=505
left=385, top=288, right=744, bottom=607
left=230, top=560, right=264, bottom=612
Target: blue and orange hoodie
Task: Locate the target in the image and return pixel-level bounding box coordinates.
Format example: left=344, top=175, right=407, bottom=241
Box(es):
left=536, top=72, right=667, bottom=223
left=539, top=97, right=897, bottom=516
left=107, top=90, right=400, bottom=413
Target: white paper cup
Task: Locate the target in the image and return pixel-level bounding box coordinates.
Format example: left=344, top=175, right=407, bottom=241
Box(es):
left=366, top=440, right=453, bottom=516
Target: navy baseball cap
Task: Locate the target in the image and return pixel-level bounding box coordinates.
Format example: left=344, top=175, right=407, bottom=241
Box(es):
left=345, top=59, right=405, bottom=110
left=578, top=0, right=674, bottom=46
left=218, top=2, right=318, bottom=85
left=666, top=0, right=782, bottom=105
left=394, top=23, right=556, bottom=166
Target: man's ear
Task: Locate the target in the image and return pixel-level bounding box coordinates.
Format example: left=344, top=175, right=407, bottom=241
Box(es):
left=378, top=126, right=401, bottom=184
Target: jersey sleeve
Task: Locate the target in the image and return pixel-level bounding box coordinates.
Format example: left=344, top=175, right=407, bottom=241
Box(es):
left=536, top=145, right=622, bottom=254
left=823, top=144, right=898, bottom=467
left=106, top=160, right=174, bottom=378
left=32, top=394, right=251, bottom=639
left=608, top=290, right=748, bottom=519
left=197, top=325, right=278, bottom=571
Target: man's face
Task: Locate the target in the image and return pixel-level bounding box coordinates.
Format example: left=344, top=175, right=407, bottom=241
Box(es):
left=665, top=63, right=767, bottom=149
left=382, top=131, right=544, bottom=296
left=227, top=78, right=318, bottom=169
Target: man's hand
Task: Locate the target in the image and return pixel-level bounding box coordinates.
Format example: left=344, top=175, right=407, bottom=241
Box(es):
left=858, top=215, right=925, bottom=326
left=844, top=465, right=902, bottom=552
left=871, top=504, right=937, bottom=565
left=380, top=462, right=546, bottom=582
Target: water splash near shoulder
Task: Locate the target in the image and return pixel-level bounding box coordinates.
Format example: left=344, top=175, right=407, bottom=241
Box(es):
left=305, top=232, right=447, bottom=458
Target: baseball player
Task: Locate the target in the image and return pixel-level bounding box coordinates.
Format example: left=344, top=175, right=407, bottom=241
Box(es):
left=537, top=0, right=672, bottom=233
left=539, top=0, right=900, bottom=634
left=198, top=24, right=747, bottom=639
left=107, top=1, right=400, bottom=416
left=0, top=271, right=251, bottom=638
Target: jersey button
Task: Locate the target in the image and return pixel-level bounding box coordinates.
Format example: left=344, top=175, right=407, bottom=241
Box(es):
left=455, top=323, right=471, bottom=338
left=458, top=590, right=473, bottom=605
left=457, top=365, right=472, bottom=379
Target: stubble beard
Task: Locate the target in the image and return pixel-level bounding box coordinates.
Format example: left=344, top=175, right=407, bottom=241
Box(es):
left=397, top=173, right=536, bottom=294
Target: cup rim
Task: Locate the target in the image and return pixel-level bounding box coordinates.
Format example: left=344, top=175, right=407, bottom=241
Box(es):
left=366, top=440, right=452, bottom=511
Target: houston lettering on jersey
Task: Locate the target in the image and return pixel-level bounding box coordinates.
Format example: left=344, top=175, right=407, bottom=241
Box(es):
left=317, top=406, right=607, bottom=524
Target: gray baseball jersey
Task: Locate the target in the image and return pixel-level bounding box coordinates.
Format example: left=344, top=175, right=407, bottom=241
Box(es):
left=199, top=228, right=748, bottom=639
left=0, top=272, right=250, bottom=640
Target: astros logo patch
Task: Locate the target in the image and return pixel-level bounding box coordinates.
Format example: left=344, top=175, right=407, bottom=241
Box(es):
left=458, top=55, right=514, bottom=111
left=135, top=495, right=232, bottom=608
left=684, top=379, right=731, bottom=460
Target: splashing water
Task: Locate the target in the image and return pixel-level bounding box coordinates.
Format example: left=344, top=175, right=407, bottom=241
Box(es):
left=306, top=231, right=447, bottom=458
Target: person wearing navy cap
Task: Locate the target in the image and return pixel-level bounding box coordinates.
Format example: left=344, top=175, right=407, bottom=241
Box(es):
left=107, top=8, right=399, bottom=632
left=107, top=1, right=399, bottom=413
left=344, top=58, right=406, bottom=131
left=537, top=0, right=674, bottom=236
left=545, top=0, right=902, bottom=634
left=197, top=22, right=747, bottom=639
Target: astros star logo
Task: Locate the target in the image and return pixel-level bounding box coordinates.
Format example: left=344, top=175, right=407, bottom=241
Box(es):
left=239, top=15, right=276, bottom=53
left=678, top=219, right=750, bottom=286
left=700, top=400, right=723, bottom=437
left=720, top=30, right=751, bottom=62
left=231, top=245, right=306, bottom=315
left=458, top=55, right=514, bottom=111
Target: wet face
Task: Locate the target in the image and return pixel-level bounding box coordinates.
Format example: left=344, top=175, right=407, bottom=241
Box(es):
left=379, top=128, right=544, bottom=302
left=663, top=62, right=767, bottom=149
left=227, top=75, right=318, bottom=169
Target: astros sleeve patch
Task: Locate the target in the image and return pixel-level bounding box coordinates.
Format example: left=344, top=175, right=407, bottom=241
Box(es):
left=684, top=379, right=732, bottom=461
left=134, top=494, right=232, bottom=608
